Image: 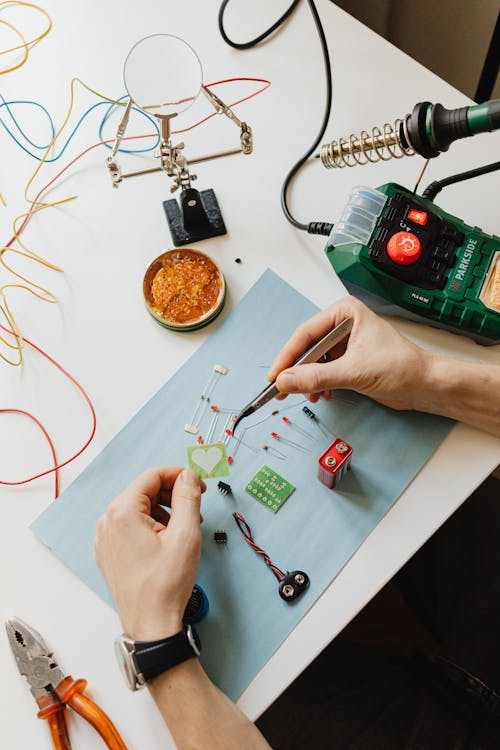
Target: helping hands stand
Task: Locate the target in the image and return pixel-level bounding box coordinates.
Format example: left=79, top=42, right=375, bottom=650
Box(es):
left=106, top=86, right=253, bottom=246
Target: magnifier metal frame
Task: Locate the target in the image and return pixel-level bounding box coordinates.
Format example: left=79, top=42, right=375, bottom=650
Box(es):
left=106, top=89, right=253, bottom=188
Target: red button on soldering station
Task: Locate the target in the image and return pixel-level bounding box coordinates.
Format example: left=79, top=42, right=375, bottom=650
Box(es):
left=407, top=208, right=428, bottom=226
left=387, top=231, right=422, bottom=265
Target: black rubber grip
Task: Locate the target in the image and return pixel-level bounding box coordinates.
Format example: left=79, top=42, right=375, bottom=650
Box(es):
left=487, top=99, right=500, bottom=130
left=431, top=103, right=471, bottom=153
left=407, top=102, right=435, bottom=158
left=407, top=102, right=473, bottom=158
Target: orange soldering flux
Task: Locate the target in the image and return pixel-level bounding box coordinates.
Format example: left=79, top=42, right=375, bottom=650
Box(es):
left=317, top=438, right=353, bottom=489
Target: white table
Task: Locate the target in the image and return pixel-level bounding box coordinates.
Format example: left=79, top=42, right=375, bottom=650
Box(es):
left=1, top=1, right=499, bottom=747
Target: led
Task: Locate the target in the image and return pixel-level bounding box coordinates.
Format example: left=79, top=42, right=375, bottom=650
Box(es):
left=281, top=416, right=315, bottom=440
left=271, top=432, right=309, bottom=453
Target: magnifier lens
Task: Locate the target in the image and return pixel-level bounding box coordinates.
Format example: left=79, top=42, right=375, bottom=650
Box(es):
left=123, top=34, right=203, bottom=117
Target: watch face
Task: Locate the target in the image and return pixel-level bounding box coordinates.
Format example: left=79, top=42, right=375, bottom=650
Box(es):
left=114, top=636, right=145, bottom=691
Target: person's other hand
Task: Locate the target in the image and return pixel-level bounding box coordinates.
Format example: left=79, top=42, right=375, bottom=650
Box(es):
left=95, top=467, right=205, bottom=641
left=268, top=296, right=430, bottom=410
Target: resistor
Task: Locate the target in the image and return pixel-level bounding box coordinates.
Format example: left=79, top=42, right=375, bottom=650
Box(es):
left=261, top=443, right=286, bottom=460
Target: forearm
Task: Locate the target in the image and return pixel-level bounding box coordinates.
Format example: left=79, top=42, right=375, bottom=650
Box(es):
left=149, top=658, right=271, bottom=750
left=415, top=352, right=500, bottom=437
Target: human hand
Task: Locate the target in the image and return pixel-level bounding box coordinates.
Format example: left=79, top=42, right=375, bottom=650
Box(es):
left=94, top=467, right=205, bottom=642
left=268, top=296, right=430, bottom=410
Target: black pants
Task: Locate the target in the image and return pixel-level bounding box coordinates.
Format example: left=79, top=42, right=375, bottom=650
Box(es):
left=257, top=476, right=500, bottom=749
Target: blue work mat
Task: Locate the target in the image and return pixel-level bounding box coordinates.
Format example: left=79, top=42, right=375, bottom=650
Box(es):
left=32, top=270, right=454, bottom=700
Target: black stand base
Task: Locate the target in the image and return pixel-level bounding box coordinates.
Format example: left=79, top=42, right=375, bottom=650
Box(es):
left=163, top=187, right=227, bottom=247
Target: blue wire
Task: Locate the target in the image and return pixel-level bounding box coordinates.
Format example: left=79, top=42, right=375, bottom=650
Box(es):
left=98, top=95, right=160, bottom=153
left=0, top=94, right=160, bottom=162
left=0, top=95, right=55, bottom=148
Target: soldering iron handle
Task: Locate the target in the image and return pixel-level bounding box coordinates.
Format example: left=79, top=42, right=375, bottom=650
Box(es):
left=407, top=98, right=500, bottom=158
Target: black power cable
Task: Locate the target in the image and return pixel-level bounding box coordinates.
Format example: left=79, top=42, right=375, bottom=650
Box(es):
left=422, top=160, right=500, bottom=201
left=218, top=0, right=334, bottom=236
left=218, top=0, right=301, bottom=49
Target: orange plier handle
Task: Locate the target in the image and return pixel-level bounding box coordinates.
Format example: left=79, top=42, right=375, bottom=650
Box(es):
left=36, top=692, right=71, bottom=750
left=36, top=675, right=128, bottom=750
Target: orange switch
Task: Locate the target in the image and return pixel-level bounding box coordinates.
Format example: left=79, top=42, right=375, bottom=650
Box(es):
left=387, top=231, right=422, bottom=265
left=407, top=208, right=428, bottom=226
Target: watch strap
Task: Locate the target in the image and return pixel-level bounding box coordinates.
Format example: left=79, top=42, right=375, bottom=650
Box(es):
left=133, top=625, right=201, bottom=682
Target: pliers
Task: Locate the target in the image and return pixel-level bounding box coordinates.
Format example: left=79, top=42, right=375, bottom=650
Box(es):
left=6, top=616, right=128, bottom=750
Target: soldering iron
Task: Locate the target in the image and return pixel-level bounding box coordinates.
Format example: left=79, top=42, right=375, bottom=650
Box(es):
left=320, top=99, right=500, bottom=167
left=218, top=1, right=500, bottom=346
left=318, top=98, right=500, bottom=346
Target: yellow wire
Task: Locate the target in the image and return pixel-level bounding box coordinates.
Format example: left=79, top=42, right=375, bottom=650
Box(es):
left=25, top=77, right=133, bottom=204
left=75, top=77, right=129, bottom=106
left=25, top=78, right=84, bottom=204
left=12, top=198, right=74, bottom=264
left=0, top=200, right=71, bottom=313
left=0, top=1, right=129, bottom=364
left=0, top=252, right=59, bottom=302
left=0, top=16, right=28, bottom=73
left=0, top=1, right=52, bottom=62
left=0, top=281, right=28, bottom=353
left=0, top=1, right=52, bottom=200
left=4, top=77, right=125, bottom=319
left=0, top=1, right=54, bottom=365
left=0, top=298, right=23, bottom=365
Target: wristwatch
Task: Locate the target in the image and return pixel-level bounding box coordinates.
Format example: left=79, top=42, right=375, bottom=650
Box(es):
left=114, top=624, right=201, bottom=691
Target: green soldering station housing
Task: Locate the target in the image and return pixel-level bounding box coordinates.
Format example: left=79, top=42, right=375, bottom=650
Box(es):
left=324, top=184, right=500, bottom=345
left=321, top=99, right=500, bottom=345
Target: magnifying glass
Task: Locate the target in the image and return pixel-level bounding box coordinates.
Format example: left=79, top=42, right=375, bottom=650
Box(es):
left=123, top=33, right=203, bottom=118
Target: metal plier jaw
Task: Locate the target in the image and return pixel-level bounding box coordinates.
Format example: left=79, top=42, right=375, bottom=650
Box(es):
left=6, top=617, right=65, bottom=699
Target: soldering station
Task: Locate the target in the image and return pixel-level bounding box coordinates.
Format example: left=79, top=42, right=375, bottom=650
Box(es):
left=321, top=102, right=500, bottom=345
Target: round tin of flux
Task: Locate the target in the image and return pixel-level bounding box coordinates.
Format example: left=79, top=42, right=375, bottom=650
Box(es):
left=143, top=248, right=226, bottom=332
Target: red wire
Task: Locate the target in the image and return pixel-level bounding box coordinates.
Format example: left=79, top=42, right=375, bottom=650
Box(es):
left=174, top=77, right=270, bottom=134
left=233, top=512, right=284, bottom=581
left=0, top=409, right=59, bottom=497
left=0, top=325, right=96, bottom=492
left=6, top=76, right=270, bottom=247
left=0, top=76, right=269, bottom=499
